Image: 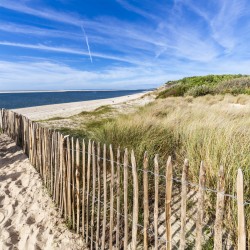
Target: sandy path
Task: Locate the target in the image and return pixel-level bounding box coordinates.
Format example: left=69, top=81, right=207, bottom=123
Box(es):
left=13, top=92, right=146, bottom=120
left=0, top=134, right=86, bottom=250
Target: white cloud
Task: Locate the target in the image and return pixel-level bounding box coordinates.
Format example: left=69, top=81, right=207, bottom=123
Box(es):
left=116, top=0, right=159, bottom=21
left=0, top=60, right=169, bottom=90
left=1, top=56, right=250, bottom=91
left=0, top=41, right=147, bottom=65
left=0, top=0, right=82, bottom=26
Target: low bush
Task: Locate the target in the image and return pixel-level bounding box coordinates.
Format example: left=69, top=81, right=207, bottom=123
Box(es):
left=156, top=84, right=188, bottom=98
left=157, top=74, right=249, bottom=98
left=185, top=85, right=214, bottom=97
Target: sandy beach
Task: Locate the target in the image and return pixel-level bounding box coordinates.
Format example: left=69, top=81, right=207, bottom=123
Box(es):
left=0, top=134, right=86, bottom=250
left=13, top=92, right=147, bottom=120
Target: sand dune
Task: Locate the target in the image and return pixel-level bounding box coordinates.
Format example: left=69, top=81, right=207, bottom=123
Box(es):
left=0, top=134, right=86, bottom=250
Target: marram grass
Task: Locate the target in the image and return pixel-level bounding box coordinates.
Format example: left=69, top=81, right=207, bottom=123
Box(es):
left=87, top=94, right=250, bottom=246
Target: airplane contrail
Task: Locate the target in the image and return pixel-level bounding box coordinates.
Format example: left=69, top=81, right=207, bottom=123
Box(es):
left=81, top=23, right=93, bottom=63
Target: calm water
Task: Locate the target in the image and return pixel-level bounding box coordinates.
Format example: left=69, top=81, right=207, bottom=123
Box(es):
left=0, top=90, right=146, bottom=109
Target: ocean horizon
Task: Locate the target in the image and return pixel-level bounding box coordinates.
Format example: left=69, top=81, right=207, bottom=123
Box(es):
left=0, top=89, right=147, bottom=109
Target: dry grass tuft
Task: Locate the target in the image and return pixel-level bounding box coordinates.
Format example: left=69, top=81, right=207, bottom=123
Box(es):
left=89, top=94, right=250, bottom=246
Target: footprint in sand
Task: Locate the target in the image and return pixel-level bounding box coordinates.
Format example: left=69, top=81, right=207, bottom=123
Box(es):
left=26, top=216, right=36, bottom=225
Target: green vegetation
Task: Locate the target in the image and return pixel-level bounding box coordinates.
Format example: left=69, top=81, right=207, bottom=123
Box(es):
left=48, top=75, right=250, bottom=247
left=78, top=105, right=114, bottom=116
left=56, top=106, right=115, bottom=139
left=157, top=74, right=250, bottom=98
left=77, top=94, right=250, bottom=246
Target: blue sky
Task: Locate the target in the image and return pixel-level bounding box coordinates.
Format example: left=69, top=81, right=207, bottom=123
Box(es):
left=0, top=0, right=250, bottom=90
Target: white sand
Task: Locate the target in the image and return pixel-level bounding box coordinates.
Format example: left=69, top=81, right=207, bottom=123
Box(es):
left=13, top=92, right=146, bottom=120
left=0, top=134, right=86, bottom=250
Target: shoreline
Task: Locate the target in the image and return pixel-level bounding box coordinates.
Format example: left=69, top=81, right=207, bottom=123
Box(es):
left=13, top=92, right=149, bottom=120
left=0, top=89, right=148, bottom=94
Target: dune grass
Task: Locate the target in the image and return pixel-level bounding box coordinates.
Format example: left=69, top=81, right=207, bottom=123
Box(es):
left=84, top=94, right=250, bottom=246
left=49, top=90, right=250, bottom=247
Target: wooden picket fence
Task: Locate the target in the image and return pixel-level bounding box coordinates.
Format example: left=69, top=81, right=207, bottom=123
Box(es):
left=0, top=108, right=248, bottom=249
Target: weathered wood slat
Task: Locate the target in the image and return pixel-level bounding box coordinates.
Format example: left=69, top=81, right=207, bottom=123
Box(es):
left=123, top=148, right=129, bottom=249
left=96, top=142, right=101, bottom=249
left=90, top=142, right=96, bottom=250
left=180, top=159, right=189, bottom=250
left=154, top=154, right=159, bottom=249
left=143, top=152, right=149, bottom=250
left=213, top=165, right=225, bottom=250
left=101, top=144, right=107, bottom=250
left=86, top=140, right=91, bottom=244
left=237, top=169, right=246, bottom=250
left=76, top=139, right=80, bottom=234
left=166, top=156, right=173, bottom=250
left=71, top=137, right=75, bottom=230
left=116, top=147, right=121, bottom=249
left=195, top=161, right=206, bottom=250
left=67, top=137, right=72, bottom=225
left=82, top=139, right=86, bottom=238
left=131, top=150, right=139, bottom=250
left=109, top=145, right=114, bottom=249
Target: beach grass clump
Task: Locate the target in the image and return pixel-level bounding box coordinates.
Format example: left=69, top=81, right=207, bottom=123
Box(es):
left=78, top=105, right=114, bottom=116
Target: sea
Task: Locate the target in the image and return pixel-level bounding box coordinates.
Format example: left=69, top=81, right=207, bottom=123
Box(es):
left=0, top=90, right=146, bottom=109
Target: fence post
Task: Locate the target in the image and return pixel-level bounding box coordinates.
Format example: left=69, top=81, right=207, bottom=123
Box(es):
left=101, top=144, right=107, bottom=250
left=109, top=145, right=115, bottom=249
left=82, top=139, right=86, bottom=238
left=143, top=152, right=149, bottom=250
left=67, top=137, right=72, bottom=225
left=86, top=139, right=91, bottom=244
left=62, top=136, right=67, bottom=220
left=154, top=154, right=159, bottom=249
left=123, top=149, right=129, bottom=249
left=214, top=165, right=225, bottom=250
left=180, top=159, right=189, bottom=250
left=71, top=137, right=76, bottom=231
left=116, top=147, right=121, bottom=249
left=166, top=156, right=173, bottom=250
left=131, top=150, right=139, bottom=250
left=90, top=142, right=96, bottom=250
left=237, top=168, right=246, bottom=250
left=96, top=142, right=101, bottom=249
left=76, top=139, right=80, bottom=234
left=195, top=161, right=206, bottom=250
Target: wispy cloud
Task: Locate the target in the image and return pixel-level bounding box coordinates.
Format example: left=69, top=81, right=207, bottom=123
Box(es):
left=1, top=55, right=250, bottom=90
left=0, top=60, right=169, bottom=90
left=210, top=0, right=247, bottom=51
left=0, top=22, right=82, bottom=40
left=0, top=41, right=154, bottom=66
left=0, top=0, right=81, bottom=26
left=116, top=0, right=159, bottom=21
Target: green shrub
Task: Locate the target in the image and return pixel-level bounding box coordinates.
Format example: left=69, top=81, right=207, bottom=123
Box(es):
left=185, top=85, right=214, bottom=97
left=158, top=74, right=249, bottom=98
left=156, top=85, right=187, bottom=98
